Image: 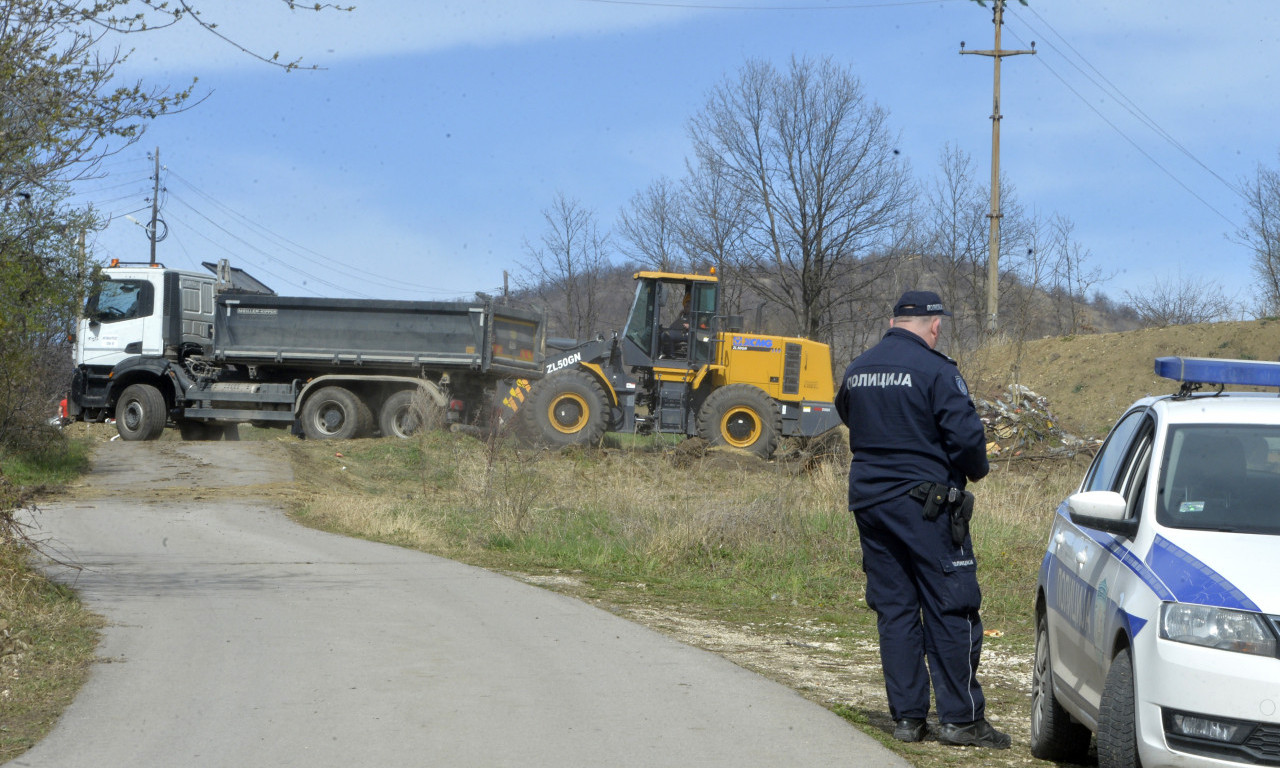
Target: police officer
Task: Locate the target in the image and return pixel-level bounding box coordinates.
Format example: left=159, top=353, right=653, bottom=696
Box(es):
left=835, top=290, right=1008, bottom=749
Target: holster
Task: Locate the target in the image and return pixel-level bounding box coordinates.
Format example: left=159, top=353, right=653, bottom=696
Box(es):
left=910, top=482, right=975, bottom=546
left=950, top=490, right=975, bottom=546
left=909, top=482, right=954, bottom=521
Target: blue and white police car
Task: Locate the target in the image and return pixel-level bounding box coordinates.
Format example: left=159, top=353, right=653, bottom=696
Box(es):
left=1032, top=357, right=1280, bottom=768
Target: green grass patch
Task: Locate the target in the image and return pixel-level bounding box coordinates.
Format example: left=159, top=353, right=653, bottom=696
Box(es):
left=1, top=435, right=100, bottom=763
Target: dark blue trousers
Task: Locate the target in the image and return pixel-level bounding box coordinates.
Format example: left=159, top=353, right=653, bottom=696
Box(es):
left=853, top=493, right=986, bottom=724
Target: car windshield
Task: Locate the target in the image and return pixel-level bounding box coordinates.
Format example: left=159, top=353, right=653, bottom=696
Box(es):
left=1158, top=424, right=1280, bottom=535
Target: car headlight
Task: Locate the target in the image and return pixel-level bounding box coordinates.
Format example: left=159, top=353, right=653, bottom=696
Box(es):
left=1160, top=603, right=1277, bottom=657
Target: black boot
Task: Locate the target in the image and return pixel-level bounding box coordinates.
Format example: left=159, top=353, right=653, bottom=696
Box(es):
left=936, top=719, right=1011, bottom=749
left=892, top=718, right=928, bottom=742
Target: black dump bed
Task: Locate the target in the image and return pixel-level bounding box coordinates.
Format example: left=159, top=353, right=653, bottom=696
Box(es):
left=212, top=294, right=545, bottom=377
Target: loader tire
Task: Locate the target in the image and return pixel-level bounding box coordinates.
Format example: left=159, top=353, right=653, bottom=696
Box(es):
left=523, top=370, right=608, bottom=448
left=697, top=384, right=780, bottom=459
left=301, top=386, right=372, bottom=440
left=116, top=383, right=168, bottom=441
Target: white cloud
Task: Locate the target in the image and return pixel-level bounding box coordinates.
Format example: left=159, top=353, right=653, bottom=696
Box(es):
left=113, top=0, right=697, bottom=73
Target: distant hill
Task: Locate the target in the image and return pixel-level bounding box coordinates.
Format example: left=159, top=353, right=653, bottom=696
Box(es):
left=969, top=318, right=1280, bottom=438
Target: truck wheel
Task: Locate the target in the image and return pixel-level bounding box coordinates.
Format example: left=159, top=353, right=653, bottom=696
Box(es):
left=697, top=384, right=780, bottom=459
left=116, top=383, right=168, bottom=441
left=379, top=390, right=431, bottom=438
left=522, top=370, right=608, bottom=448
left=1030, top=612, right=1091, bottom=762
left=301, top=386, right=372, bottom=440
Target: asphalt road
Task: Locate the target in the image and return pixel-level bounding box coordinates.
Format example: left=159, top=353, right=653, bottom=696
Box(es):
left=8, top=441, right=909, bottom=768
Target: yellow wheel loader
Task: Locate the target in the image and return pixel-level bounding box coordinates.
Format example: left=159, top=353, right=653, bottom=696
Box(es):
left=512, top=270, right=840, bottom=458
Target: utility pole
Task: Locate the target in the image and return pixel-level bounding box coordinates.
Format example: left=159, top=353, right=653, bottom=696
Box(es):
left=149, top=147, right=160, bottom=265
left=961, top=0, right=1034, bottom=333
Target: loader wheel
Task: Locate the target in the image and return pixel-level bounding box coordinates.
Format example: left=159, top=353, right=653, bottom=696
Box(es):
left=301, top=386, right=373, bottom=440
left=523, top=370, right=608, bottom=448
left=116, top=383, right=168, bottom=441
left=697, top=384, right=781, bottom=459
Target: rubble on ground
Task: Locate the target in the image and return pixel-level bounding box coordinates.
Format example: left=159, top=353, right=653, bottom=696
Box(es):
left=975, top=384, right=1095, bottom=459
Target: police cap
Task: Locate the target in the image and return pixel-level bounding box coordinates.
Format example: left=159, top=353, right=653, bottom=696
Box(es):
left=893, top=290, right=951, bottom=317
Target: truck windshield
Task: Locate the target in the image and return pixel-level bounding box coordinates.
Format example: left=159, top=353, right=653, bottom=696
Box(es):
left=88, top=280, right=153, bottom=323
left=1158, top=424, right=1280, bottom=535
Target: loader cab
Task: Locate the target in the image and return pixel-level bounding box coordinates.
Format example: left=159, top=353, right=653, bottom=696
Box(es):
left=621, top=272, right=719, bottom=369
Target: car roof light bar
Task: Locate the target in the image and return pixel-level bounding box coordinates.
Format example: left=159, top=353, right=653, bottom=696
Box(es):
left=1156, top=356, right=1280, bottom=392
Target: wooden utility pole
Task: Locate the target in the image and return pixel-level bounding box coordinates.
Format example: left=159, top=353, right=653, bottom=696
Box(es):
left=961, top=0, right=1034, bottom=333
left=149, top=147, right=160, bottom=265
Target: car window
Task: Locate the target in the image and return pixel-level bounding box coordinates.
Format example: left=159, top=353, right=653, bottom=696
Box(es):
left=1083, top=408, right=1147, bottom=493
left=1120, top=432, right=1154, bottom=519
left=1158, top=424, right=1280, bottom=535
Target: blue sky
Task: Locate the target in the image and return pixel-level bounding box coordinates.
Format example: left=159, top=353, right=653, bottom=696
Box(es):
left=75, top=1, right=1280, bottom=311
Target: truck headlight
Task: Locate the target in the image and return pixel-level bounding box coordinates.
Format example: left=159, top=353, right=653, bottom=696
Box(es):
left=1160, top=603, right=1277, bottom=657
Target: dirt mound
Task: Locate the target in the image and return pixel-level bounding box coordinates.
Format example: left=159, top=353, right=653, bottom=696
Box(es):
left=970, top=317, right=1280, bottom=437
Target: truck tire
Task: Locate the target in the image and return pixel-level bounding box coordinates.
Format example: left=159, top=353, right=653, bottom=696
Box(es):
left=697, top=384, right=780, bottom=459
left=301, top=386, right=373, bottom=440
left=116, top=383, right=168, bottom=441
left=379, top=390, right=429, bottom=439
left=522, top=370, right=608, bottom=448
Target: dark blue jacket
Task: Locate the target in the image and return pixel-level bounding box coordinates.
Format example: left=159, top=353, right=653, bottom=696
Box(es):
left=835, top=327, right=989, bottom=510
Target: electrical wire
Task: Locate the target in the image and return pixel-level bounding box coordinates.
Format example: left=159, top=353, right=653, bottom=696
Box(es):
left=1010, top=6, right=1245, bottom=202
left=998, top=19, right=1240, bottom=229
left=164, top=170, right=479, bottom=297
left=165, top=192, right=377, bottom=297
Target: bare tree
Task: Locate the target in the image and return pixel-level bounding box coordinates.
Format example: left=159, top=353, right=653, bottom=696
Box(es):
left=919, top=144, right=989, bottom=351
left=617, top=177, right=688, bottom=273
left=520, top=193, right=613, bottom=340
left=687, top=56, right=914, bottom=344
left=1046, top=215, right=1109, bottom=335
left=1125, top=274, right=1233, bottom=327
left=1238, top=161, right=1280, bottom=316
left=680, top=156, right=751, bottom=316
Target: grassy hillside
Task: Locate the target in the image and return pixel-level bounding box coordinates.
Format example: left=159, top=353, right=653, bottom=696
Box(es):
left=968, top=317, right=1280, bottom=437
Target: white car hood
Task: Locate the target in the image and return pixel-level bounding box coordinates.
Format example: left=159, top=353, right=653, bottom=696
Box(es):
left=1147, top=529, right=1280, bottom=615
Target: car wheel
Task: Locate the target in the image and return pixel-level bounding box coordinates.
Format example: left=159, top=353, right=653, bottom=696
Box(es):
left=1097, top=647, right=1140, bottom=768
left=1030, top=612, right=1092, bottom=762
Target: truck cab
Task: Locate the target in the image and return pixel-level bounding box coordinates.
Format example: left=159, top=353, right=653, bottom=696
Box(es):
left=77, top=263, right=216, bottom=370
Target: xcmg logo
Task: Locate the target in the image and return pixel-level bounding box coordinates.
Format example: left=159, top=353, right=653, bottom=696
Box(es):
left=731, top=336, right=773, bottom=351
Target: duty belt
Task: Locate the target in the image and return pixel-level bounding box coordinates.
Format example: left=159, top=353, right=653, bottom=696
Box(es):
left=909, top=481, right=975, bottom=546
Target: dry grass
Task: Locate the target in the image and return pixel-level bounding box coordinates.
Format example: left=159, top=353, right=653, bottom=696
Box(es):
left=281, top=426, right=1090, bottom=768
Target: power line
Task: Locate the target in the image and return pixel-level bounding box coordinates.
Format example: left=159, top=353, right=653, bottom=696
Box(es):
left=1010, top=6, right=1244, bottom=203
left=999, top=21, right=1238, bottom=229
left=164, top=170, right=480, bottom=297
left=576, top=0, right=951, bottom=8
left=165, top=191, right=375, bottom=297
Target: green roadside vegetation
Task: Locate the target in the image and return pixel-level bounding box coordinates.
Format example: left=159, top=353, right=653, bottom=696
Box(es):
left=0, top=439, right=101, bottom=763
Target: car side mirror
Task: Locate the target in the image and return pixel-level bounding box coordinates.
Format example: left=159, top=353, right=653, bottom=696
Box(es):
left=1067, top=490, right=1139, bottom=537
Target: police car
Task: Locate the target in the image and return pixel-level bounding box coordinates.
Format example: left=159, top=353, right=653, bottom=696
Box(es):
left=1032, top=357, right=1280, bottom=768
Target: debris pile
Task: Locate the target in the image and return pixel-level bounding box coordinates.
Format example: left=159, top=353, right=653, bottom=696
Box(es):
left=976, top=384, right=1091, bottom=459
